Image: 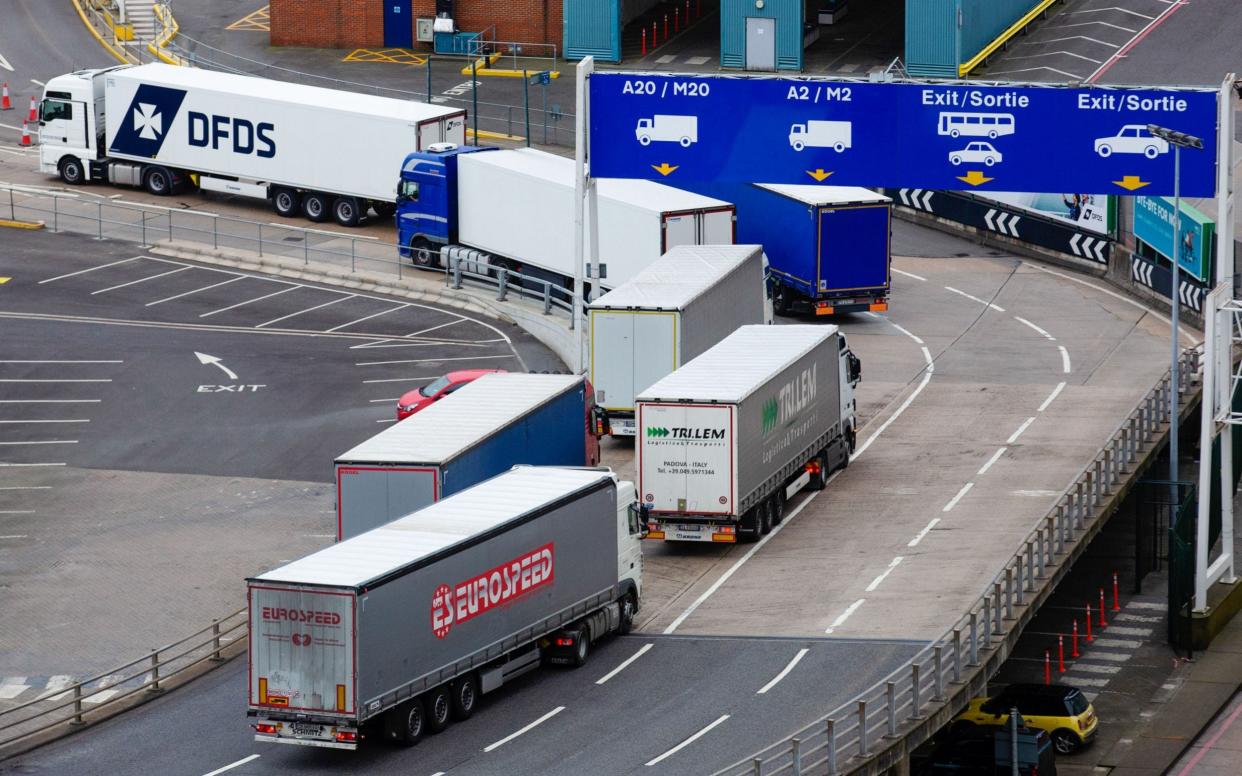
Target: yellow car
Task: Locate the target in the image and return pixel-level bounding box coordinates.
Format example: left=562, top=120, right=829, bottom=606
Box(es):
left=952, top=683, right=1098, bottom=754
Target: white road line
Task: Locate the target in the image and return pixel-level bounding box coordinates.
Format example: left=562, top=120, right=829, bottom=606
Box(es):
left=0, top=462, right=65, bottom=467
left=41, top=676, right=74, bottom=700
left=0, top=511, right=35, bottom=515
left=255, top=295, right=353, bottom=328
left=0, top=440, right=77, bottom=445
left=943, top=483, right=974, bottom=512
left=1012, top=316, right=1055, bottom=340
left=375, top=418, right=398, bottom=424
left=267, top=222, right=380, bottom=240
left=200, top=755, right=261, bottom=776
left=0, top=486, right=52, bottom=490
left=1007, top=417, right=1037, bottom=444
left=357, top=354, right=514, bottom=367
left=326, top=303, right=409, bottom=332
left=200, top=286, right=296, bottom=317
left=39, top=257, right=141, bottom=284
left=0, top=360, right=122, bottom=364
left=865, top=556, right=904, bottom=592
left=0, top=535, right=28, bottom=539
left=0, top=419, right=89, bottom=424
left=907, top=518, right=940, bottom=548
left=1082, top=651, right=1131, bottom=662
left=1060, top=676, right=1109, bottom=688
left=892, top=268, right=927, bottom=281
left=1067, top=663, right=1121, bottom=675
left=595, top=643, right=654, bottom=685
left=1038, top=382, right=1066, bottom=412
left=889, top=323, right=924, bottom=345
left=146, top=276, right=243, bottom=306
left=977, top=447, right=1007, bottom=476
left=1127, top=601, right=1165, bottom=611
left=483, top=706, right=565, bottom=753
left=0, top=379, right=110, bottom=383
left=91, top=266, right=191, bottom=295
left=1057, top=346, right=1071, bottom=373
left=1115, top=613, right=1162, bottom=623
left=644, top=714, right=730, bottom=766
left=407, top=318, right=466, bottom=337
left=368, top=397, right=399, bottom=403
left=825, top=598, right=866, bottom=635
left=0, top=683, right=31, bottom=699
left=852, top=355, right=933, bottom=460
left=1069, top=7, right=1153, bottom=20
left=1094, top=638, right=1143, bottom=649
left=944, top=285, right=1005, bottom=312
left=362, top=375, right=440, bottom=385
left=756, top=648, right=810, bottom=695
left=0, top=399, right=100, bottom=403
left=30, top=78, right=45, bottom=86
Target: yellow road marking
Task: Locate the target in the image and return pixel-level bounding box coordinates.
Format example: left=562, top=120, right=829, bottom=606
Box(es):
left=343, top=49, right=427, bottom=66
left=226, top=5, right=270, bottom=32
left=0, top=278, right=11, bottom=284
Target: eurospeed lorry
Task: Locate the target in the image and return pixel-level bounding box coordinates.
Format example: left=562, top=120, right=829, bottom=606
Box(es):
left=637, top=324, right=861, bottom=543
left=38, top=63, right=465, bottom=226
left=587, top=244, right=772, bottom=437
left=248, top=466, right=643, bottom=749
left=334, top=373, right=604, bottom=540
left=396, top=145, right=736, bottom=291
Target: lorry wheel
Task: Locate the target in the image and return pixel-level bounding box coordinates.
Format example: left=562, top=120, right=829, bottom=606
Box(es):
left=271, top=187, right=300, bottom=218
left=372, top=201, right=396, bottom=219
left=332, top=196, right=362, bottom=227
left=450, top=674, right=478, bottom=720
left=58, top=158, right=86, bottom=185
left=771, top=493, right=786, bottom=525
left=143, top=167, right=173, bottom=196
left=773, top=287, right=793, bottom=316
left=619, top=595, right=636, bottom=635
left=759, top=501, right=774, bottom=535
left=426, top=686, right=452, bottom=733
left=741, top=508, right=761, bottom=543
left=807, top=451, right=828, bottom=491
left=385, top=698, right=425, bottom=745
left=302, top=192, right=329, bottom=223
left=571, top=626, right=591, bottom=667
left=409, top=237, right=438, bottom=268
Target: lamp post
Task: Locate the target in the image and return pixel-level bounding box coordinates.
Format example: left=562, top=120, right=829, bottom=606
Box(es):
left=1147, top=124, right=1204, bottom=501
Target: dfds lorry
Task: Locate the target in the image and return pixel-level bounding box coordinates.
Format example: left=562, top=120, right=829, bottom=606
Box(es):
left=637, top=325, right=861, bottom=543
left=396, top=145, right=735, bottom=290
left=334, top=373, right=602, bottom=539
left=248, top=466, right=644, bottom=748
left=587, top=244, right=771, bottom=437
left=38, top=64, right=465, bottom=226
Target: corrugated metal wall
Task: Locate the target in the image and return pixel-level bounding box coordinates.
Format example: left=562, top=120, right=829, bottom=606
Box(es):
left=906, top=0, right=1042, bottom=77
left=720, top=0, right=803, bottom=71
left=564, top=0, right=621, bottom=61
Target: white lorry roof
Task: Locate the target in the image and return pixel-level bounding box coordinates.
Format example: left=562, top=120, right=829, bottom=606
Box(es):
left=113, top=63, right=461, bottom=123
left=336, top=373, right=581, bottom=464
left=638, top=324, right=836, bottom=403
left=466, top=149, right=732, bottom=214
left=756, top=184, right=891, bottom=207
left=587, top=244, right=762, bottom=311
left=253, top=467, right=613, bottom=588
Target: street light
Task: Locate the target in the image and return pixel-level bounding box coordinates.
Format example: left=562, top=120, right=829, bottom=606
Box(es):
left=1147, top=124, right=1204, bottom=501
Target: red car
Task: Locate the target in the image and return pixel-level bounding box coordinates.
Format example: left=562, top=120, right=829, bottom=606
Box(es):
left=396, top=368, right=507, bottom=420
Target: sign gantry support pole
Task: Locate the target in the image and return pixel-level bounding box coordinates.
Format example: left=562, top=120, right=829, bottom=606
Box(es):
left=573, top=57, right=595, bottom=374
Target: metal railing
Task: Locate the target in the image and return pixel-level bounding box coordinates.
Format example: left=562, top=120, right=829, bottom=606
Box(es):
left=0, top=609, right=246, bottom=751
left=444, top=250, right=576, bottom=323
left=714, top=347, right=1203, bottom=776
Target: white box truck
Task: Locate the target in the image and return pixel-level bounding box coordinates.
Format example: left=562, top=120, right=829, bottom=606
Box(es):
left=587, top=244, right=772, bottom=437
left=637, top=325, right=861, bottom=543
left=37, top=63, right=465, bottom=226
left=397, top=146, right=736, bottom=291
left=788, top=120, right=853, bottom=152
left=248, top=466, right=644, bottom=749
left=635, top=115, right=699, bottom=147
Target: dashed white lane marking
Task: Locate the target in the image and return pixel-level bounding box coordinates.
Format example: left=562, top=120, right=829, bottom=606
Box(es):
left=865, top=556, right=904, bottom=592
left=825, top=598, right=866, bottom=635
left=892, top=268, right=927, bottom=281
left=1038, top=382, right=1066, bottom=412
left=375, top=418, right=398, bottom=424
left=0, top=535, right=28, bottom=539
left=0, top=510, right=35, bottom=515
left=887, top=322, right=923, bottom=344
left=146, top=276, right=243, bottom=306
left=0, top=486, right=52, bottom=490
left=977, top=447, right=1007, bottom=476
left=356, top=354, right=513, bottom=367
left=39, top=257, right=141, bottom=284
left=1013, top=316, right=1056, bottom=340
left=1127, top=601, right=1165, bottom=611
left=595, top=643, right=654, bottom=686
left=0, top=360, right=122, bottom=364
left=644, top=714, right=730, bottom=767
left=1067, top=663, right=1121, bottom=675
left=326, top=303, right=410, bottom=332
left=200, top=755, right=261, bottom=776
left=41, top=675, right=74, bottom=699
left=0, top=439, right=77, bottom=445
left=483, top=706, right=565, bottom=753
left=1115, top=613, right=1162, bottom=623
left=0, top=399, right=100, bottom=403
left=361, top=375, right=440, bottom=385
left=0, top=462, right=65, bottom=467
left=255, top=294, right=354, bottom=328
left=1007, top=417, right=1037, bottom=444
left=1068, top=7, right=1153, bottom=20
left=1057, top=345, right=1072, bottom=373
left=756, top=648, right=810, bottom=695
left=0, top=378, right=109, bottom=383
left=1081, top=651, right=1131, bottom=662
left=1104, top=626, right=1153, bottom=637
left=1062, top=676, right=1109, bottom=687
left=1094, top=638, right=1144, bottom=648
left=368, top=397, right=398, bottom=403
left=91, top=266, right=191, bottom=295
left=0, top=419, right=89, bottom=424
left=942, top=483, right=974, bottom=512
left=199, top=286, right=296, bottom=317
left=908, top=517, right=940, bottom=548
left=852, top=342, right=933, bottom=461
left=944, top=285, right=1005, bottom=312
left=0, top=682, right=30, bottom=699
left=407, top=318, right=467, bottom=338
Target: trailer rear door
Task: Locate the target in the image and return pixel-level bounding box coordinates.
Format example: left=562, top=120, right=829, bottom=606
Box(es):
left=418, top=112, right=468, bottom=150
left=592, top=312, right=677, bottom=412
left=336, top=465, right=439, bottom=540
left=819, top=205, right=890, bottom=292
left=249, top=585, right=355, bottom=717
left=639, top=403, right=735, bottom=516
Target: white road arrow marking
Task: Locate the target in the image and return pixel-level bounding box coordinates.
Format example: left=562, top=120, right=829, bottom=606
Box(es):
left=194, top=352, right=238, bottom=381
left=0, top=50, right=12, bottom=72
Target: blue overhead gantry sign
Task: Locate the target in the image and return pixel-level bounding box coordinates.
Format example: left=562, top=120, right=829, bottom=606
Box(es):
left=588, top=74, right=1219, bottom=197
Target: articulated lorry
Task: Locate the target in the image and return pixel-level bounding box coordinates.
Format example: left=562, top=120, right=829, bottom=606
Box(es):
left=587, top=244, right=771, bottom=437
left=335, top=373, right=603, bottom=540
left=396, top=145, right=735, bottom=291
left=248, top=466, right=643, bottom=749
left=637, top=324, right=861, bottom=543
left=679, top=182, right=891, bottom=316
left=38, top=63, right=465, bottom=226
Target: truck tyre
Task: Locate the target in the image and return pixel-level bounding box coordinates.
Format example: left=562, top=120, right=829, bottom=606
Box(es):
left=759, top=500, right=774, bottom=535
left=409, top=237, right=438, bottom=268
left=450, top=673, right=478, bottom=720
left=771, top=492, right=786, bottom=525
left=619, top=594, right=636, bottom=635
left=143, top=166, right=173, bottom=196
left=426, top=685, right=452, bottom=733
left=385, top=698, right=425, bottom=745
left=372, top=201, right=396, bottom=219
left=773, top=287, right=793, bottom=316
left=58, top=157, right=86, bottom=186
left=741, top=508, right=761, bottom=543
left=332, top=196, right=362, bottom=227
left=807, top=451, right=828, bottom=491
left=571, top=626, right=591, bottom=667
left=302, top=191, right=329, bottom=223
left=271, top=187, right=300, bottom=218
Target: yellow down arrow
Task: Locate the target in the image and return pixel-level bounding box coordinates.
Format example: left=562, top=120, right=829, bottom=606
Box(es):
left=1113, top=176, right=1150, bottom=191
left=956, top=170, right=994, bottom=186
left=806, top=169, right=833, bottom=182
left=651, top=163, right=679, bottom=177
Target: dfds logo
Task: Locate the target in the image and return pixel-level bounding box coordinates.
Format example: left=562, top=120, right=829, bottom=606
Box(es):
left=110, top=84, right=276, bottom=159
left=187, top=112, right=276, bottom=158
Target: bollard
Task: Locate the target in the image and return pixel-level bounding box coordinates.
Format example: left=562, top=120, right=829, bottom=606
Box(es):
left=641, top=28, right=647, bottom=57
left=886, top=682, right=897, bottom=736
left=826, top=719, right=837, bottom=775
left=952, top=629, right=963, bottom=682
left=1099, top=589, right=1108, bottom=628
left=71, top=683, right=85, bottom=725
left=1071, top=620, right=1080, bottom=657
left=792, top=738, right=802, bottom=776
left=911, top=663, right=922, bottom=719
left=675, top=8, right=680, bottom=32
left=1113, top=572, right=1121, bottom=612
left=664, top=14, right=669, bottom=42
left=858, top=700, right=868, bottom=756
left=149, top=650, right=162, bottom=693
left=1044, top=650, right=1052, bottom=685
left=1085, top=603, right=1094, bottom=642
left=969, top=611, right=979, bottom=666
left=1058, top=635, right=1065, bottom=673
left=933, top=645, right=944, bottom=701
left=652, top=21, right=658, bottom=48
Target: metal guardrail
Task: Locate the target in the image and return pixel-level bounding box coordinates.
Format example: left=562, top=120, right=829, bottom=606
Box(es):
left=0, top=609, right=245, bottom=750
left=714, top=347, right=1202, bottom=776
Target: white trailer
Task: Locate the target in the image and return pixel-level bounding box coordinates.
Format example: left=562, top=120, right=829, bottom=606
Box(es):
left=788, top=120, right=853, bottom=152
left=587, top=244, right=772, bottom=436
left=38, top=63, right=466, bottom=226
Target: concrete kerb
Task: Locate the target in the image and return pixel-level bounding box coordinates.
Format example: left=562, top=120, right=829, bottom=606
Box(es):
left=150, top=240, right=578, bottom=368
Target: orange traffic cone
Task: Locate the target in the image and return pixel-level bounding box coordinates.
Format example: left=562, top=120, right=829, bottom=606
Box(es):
left=27, top=95, right=37, bottom=122
left=1, top=83, right=12, bottom=111
left=20, top=120, right=32, bottom=147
